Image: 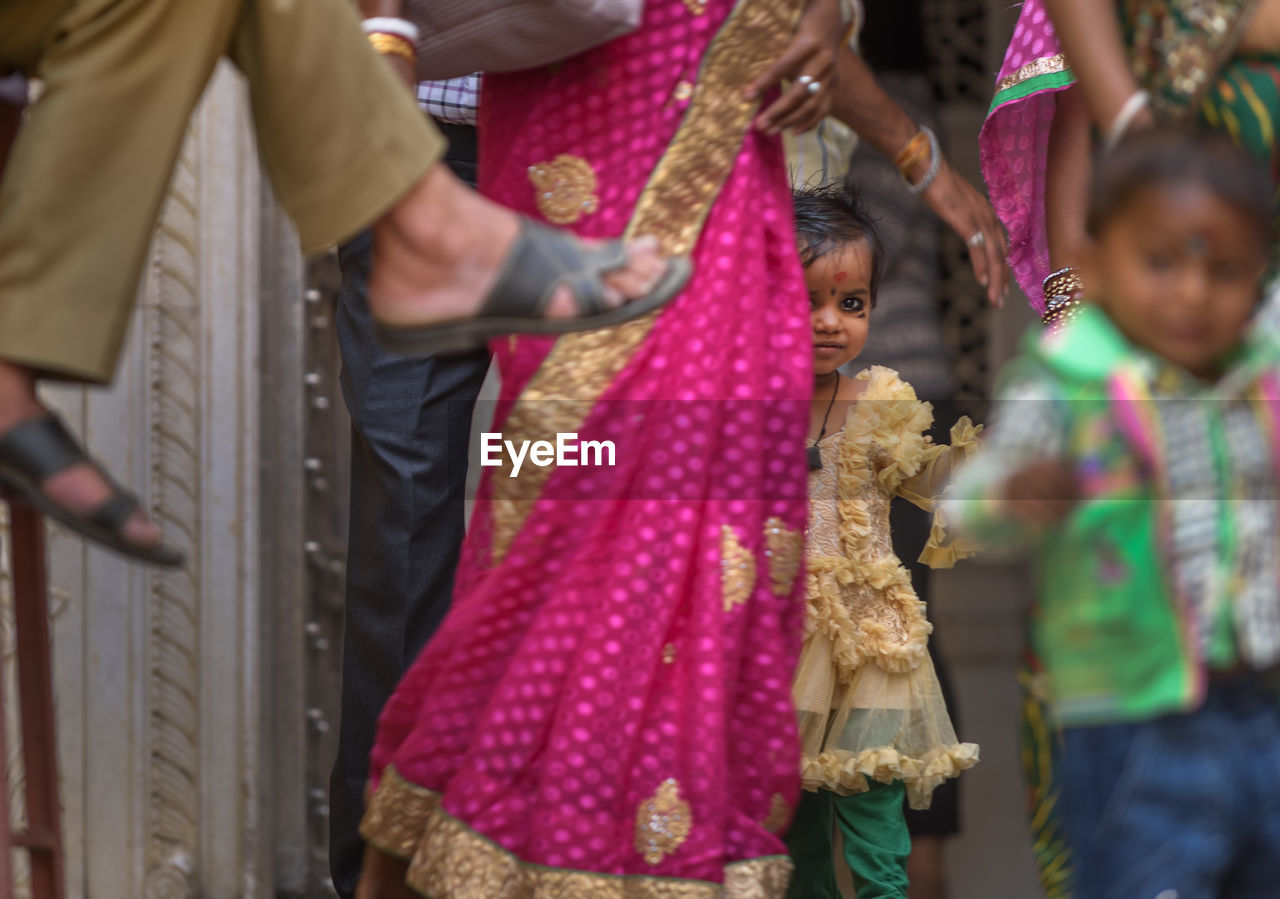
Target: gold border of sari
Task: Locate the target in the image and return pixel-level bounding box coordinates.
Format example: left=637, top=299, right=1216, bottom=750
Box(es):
left=993, top=53, right=1067, bottom=95
left=361, top=766, right=794, bottom=898
left=489, top=0, right=807, bottom=561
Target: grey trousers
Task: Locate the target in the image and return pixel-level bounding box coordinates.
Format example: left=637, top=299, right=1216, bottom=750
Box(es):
left=327, top=124, right=487, bottom=899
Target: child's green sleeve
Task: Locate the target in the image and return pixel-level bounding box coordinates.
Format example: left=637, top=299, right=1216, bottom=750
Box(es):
left=942, top=374, right=1070, bottom=553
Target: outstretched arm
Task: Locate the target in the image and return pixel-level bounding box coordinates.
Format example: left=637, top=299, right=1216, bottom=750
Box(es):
left=830, top=47, right=1009, bottom=306
left=943, top=377, right=1074, bottom=551
left=1044, top=85, right=1092, bottom=273
left=1043, top=0, right=1154, bottom=136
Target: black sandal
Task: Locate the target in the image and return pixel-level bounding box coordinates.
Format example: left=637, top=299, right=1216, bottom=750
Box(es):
left=0, top=413, right=185, bottom=568
left=373, top=219, right=692, bottom=357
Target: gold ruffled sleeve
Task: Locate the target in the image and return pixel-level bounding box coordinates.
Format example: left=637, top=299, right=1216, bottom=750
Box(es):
left=895, top=416, right=982, bottom=510
left=897, top=417, right=984, bottom=569
left=849, top=367, right=933, bottom=493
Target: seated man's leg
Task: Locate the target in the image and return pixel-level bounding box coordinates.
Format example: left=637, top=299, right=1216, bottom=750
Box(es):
left=0, top=0, right=243, bottom=381
left=0, top=0, right=247, bottom=561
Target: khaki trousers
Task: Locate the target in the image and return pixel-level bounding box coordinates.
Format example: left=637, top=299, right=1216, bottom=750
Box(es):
left=0, top=0, right=444, bottom=382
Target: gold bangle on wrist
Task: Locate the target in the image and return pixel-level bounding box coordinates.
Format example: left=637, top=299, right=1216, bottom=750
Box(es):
left=894, top=131, right=929, bottom=171
left=368, top=31, right=415, bottom=63
left=897, top=145, right=930, bottom=180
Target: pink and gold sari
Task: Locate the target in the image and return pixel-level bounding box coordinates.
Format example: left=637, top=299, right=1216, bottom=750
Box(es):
left=978, top=0, right=1073, bottom=314
left=360, top=0, right=813, bottom=895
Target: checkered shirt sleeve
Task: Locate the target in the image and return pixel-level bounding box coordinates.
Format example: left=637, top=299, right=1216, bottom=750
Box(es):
left=416, top=74, right=482, bottom=126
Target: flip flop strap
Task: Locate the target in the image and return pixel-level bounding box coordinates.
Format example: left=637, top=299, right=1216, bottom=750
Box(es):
left=0, top=413, right=91, bottom=480
left=0, top=413, right=142, bottom=534
left=88, top=492, right=139, bottom=533
left=483, top=222, right=627, bottom=320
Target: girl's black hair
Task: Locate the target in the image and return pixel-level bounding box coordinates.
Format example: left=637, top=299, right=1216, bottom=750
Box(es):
left=793, top=183, right=887, bottom=304
left=1088, top=127, right=1275, bottom=246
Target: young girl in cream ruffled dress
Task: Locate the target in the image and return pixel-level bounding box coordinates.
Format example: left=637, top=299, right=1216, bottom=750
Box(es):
left=784, top=186, right=980, bottom=899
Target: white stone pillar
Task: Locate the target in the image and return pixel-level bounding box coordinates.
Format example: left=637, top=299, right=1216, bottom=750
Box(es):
left=30, top=64, right=271, bottom=899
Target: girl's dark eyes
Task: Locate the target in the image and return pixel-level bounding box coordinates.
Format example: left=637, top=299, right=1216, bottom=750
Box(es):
left=840, top=296, right=866, bottom=313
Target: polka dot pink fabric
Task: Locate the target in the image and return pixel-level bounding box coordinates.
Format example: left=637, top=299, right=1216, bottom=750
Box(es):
left=368, top=0, right=811, bottom=888
left=978, top=0, right=1070, bottom=313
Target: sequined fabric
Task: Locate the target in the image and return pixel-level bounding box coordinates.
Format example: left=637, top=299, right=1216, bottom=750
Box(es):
left=1122, top=0, right=1258, bottom=121
left=362, top=768, right=793, bottom=898
left=364, top=0, right=810, bottom=893
left=764, top=516, right=802, bottom=597
left=529, top=154, right=601, bottom=224
left=721, top=525, right=757, bottom=612
left=635, top=778, right=694, bottom=865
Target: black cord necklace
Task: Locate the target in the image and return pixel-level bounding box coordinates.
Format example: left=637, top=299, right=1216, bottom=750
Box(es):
left=808, top=374, right=840, bottom=472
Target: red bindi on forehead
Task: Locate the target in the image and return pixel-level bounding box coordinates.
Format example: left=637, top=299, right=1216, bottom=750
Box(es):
left=834, top=271, right=848, bottom=282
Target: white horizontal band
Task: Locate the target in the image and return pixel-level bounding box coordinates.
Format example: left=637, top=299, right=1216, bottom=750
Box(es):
left=361, top=16, right=420, bottom=43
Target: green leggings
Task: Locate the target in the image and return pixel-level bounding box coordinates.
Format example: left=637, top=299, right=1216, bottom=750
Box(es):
left=784, top=781, right=910, bottom=899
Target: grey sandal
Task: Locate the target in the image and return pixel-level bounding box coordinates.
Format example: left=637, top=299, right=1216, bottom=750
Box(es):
left=0, top=413, right=184, bottom=568
left=373, top=219, right=692, bottom=357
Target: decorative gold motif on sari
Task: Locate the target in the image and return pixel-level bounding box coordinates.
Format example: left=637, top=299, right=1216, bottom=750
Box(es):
left=721, top=525, right=756, bottom=611
left=762, top=793, right=790, bottom=834
left=529, top=155, right=600, bottom=224
left=683, top=0, right=708, bottom=14
left=763, top=516, right=801, bottom=596
left=662, top=642, right=677, bottom=664
left=1124, top=0, right=1258, bottom=121
left=363, top=767, right=791, bottom=896
left=489, top=0, right=807, bottom=561
left=635, top=778, right=693, bottom=865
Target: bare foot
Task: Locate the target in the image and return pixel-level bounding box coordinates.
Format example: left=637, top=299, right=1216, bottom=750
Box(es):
left=368, top=165, right=673, bottom=329
left=0, top=361, right=164, bottom=551
left=906, top=834, right=949, bottom=899
left=354, top=846, right=416, bottom=899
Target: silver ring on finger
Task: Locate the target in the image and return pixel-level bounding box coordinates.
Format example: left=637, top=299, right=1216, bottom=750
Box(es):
left=797, top=74, right=814, bottom=86
left=968, top=231, right=986, bottom=248
left=805, top=79, right=821, bottom=95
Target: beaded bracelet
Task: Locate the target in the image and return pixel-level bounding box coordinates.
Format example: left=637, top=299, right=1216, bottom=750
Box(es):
left=1041, top=266, right=1085, bottom=330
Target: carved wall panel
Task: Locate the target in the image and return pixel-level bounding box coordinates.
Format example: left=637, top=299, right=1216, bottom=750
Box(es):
left=10, top=65, right=275, bottom=899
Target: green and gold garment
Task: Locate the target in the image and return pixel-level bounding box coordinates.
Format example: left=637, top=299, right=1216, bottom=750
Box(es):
left=1121, top=0, right=1280, bottom=271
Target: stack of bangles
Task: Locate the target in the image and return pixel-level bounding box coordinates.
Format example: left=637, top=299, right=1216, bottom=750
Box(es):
left=893, top=125, right=941, bottom=194
left=362, top=16, right=419, bottom=64
left=1042, top=266, right=1084, bottom=330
